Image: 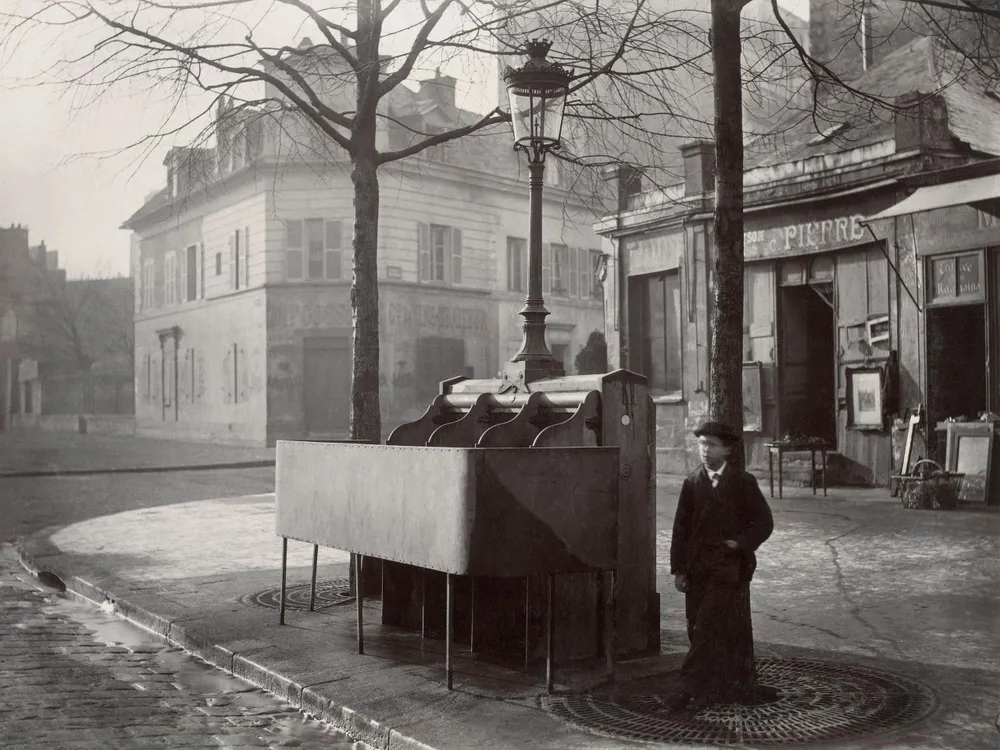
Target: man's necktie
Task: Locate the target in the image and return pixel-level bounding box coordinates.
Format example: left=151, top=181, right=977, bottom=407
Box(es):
left=711, top=473, right=719, bottom=488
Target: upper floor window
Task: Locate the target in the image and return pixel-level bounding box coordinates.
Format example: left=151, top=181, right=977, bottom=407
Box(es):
left=230, top=228, right=250, bottom=290
left=142, top=259, right=155, bottom=310
left=186, top=244, right=198, bottom=300
left=539, top=244, right=602, bottom=301
left=507, top=237, right=526, bottom=293
left=551, top=243, right=569, bottom=297
left=285, top=218, right=343, bottom=282
left=588, top=249, right=604, bottom=299
left=164, top=252, right=177, bottom=305
left=418, top=222, right=462, bottom=285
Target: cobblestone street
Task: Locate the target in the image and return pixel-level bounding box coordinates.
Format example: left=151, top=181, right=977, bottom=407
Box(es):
left=0, top=546, right=365, bottom=750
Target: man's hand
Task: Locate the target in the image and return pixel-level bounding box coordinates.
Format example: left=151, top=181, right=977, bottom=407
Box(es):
left=674, top=574, right=688, bottom=593
left=723, top=539, right=739, bottom=549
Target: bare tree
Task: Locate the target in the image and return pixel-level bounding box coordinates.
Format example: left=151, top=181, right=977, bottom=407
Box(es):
left=2, top=0, right=806, bottom=443
left=4, top=0, right=994, bottom=449
left=32, top=275, right=134, bottom=374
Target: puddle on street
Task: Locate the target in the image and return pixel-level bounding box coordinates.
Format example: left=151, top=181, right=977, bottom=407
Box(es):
left=29, top=578, right=371, bottom=749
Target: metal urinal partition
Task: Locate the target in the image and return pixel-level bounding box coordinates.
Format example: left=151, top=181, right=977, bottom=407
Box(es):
left=378, top=387, right=614, bottom=693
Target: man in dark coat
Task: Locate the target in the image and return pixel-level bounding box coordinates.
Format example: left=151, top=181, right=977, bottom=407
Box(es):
left=668, top=420, right=774, bottom=711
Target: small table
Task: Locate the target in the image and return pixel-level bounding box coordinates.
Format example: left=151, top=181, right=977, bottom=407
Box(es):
left=765, top=441, right=832, bottom=498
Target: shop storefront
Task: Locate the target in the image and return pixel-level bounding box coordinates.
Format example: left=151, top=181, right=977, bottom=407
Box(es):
left=738, top=192, right=902, bottom=483
left=864, top=167, right=1000, bottom=472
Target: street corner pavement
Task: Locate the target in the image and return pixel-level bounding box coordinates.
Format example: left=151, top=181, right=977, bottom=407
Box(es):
left=0, top=431, right=276, bottom=476
left=39, top=492, right=350, bottom=583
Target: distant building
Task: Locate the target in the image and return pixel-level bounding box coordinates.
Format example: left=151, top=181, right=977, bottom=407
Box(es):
left=123, top=65, right=606, bottom=445
left=0, top=225, right=69, bottom=426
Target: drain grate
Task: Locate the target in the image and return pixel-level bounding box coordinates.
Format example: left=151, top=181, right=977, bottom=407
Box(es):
left=541, top=658, right=937, bottom=746
left=240, top=578, right=354, bottom=611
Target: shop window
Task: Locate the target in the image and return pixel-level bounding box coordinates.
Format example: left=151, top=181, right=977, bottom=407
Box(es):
left=780, top=259, right=806, bottom=286
left=630, top=271, right=682, bottom=394
left=809, top=256, right=834, bottom=282
left=927, top=251, right=984, bottom=305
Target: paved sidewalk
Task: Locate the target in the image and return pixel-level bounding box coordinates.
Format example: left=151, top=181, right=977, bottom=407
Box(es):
left=17, top=483, right=1000, bottom=749
left=0, top=432, right=275, bottom=476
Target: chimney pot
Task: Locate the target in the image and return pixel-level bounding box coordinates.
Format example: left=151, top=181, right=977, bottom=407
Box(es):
left=679, top=140, right=716, bottom=196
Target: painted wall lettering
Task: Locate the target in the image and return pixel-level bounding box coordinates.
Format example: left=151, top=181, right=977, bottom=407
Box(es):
left=627, top=231, right=684, bottom=276
left=744, top=213, right=867, bottom=258
left=385, top=301, right=487, bottom=333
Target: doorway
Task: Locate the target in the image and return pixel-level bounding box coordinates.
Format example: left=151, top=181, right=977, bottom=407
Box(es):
left=303, top=336, right=351, bottom=436
left=779, top=283, right=837, bottom=443
left=926, top=303, right=986, bottom=426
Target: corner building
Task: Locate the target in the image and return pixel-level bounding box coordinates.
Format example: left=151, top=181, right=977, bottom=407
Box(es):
left=125, top=70, right=605, bottom=445
left=597, top=36, right=1000, bottom=484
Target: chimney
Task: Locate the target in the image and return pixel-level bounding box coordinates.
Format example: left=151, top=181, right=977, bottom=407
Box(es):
left=894, top=92, right=951, bottom=153
left=679, top=140, right=716, bottom=197
left=603, top=165, right=643, bottom=212
left=419, top=72, right=457, bottom=109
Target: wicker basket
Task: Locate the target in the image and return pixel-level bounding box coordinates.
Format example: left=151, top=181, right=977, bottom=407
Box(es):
left=893, top=460, right=964, bottom=510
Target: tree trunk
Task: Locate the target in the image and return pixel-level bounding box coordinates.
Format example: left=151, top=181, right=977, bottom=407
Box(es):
left=349, top=149, right=382, bottom=444
left=349, top=0, right=382, bottom=445
left=710, top=0, right=747, bottom=471
left=709, top=0, right=768, bottom=706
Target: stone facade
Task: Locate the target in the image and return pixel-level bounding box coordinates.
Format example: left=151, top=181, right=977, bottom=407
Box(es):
left=126, top=100, right=605, bottom=445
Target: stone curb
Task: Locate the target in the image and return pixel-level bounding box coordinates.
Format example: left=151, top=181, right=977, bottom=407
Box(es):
left=15, top=539, right=433, bottom=750
left=0, top=459, right=275, bottom=479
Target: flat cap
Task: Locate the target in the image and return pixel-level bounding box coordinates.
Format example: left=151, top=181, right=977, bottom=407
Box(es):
left=693, top=420, right=741, bottom=444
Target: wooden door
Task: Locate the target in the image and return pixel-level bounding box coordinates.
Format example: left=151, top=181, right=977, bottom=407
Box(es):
left=989, top=247, right=1000, bottom=412
left=303, top=337, right=351, bottom=436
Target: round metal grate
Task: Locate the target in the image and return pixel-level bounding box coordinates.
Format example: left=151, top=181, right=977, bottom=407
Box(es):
left=240, top=578, right=354, bottom=611
left=541, top=658, right=938, bottom=746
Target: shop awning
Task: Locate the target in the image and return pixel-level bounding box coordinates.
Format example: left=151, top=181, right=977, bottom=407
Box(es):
left=863, top=172, right=1000, bottom=222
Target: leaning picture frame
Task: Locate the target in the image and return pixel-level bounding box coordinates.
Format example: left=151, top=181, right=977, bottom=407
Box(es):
left=847, top=367, right=884, bottom=429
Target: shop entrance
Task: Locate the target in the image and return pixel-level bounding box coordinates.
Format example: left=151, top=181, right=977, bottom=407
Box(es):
left=303, top=336, right=351, bottom=436
left=779, top=282, right=837, bottom=443
left=926, top=303, right=987, bottom=426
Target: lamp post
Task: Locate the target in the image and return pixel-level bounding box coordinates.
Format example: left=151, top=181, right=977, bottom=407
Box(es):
left=502, top=39, right=572, bottom=388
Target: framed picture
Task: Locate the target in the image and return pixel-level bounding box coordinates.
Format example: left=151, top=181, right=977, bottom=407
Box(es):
left=847, top=367, right=884, bottom=429
left=945, top=422, right=996, bottom=505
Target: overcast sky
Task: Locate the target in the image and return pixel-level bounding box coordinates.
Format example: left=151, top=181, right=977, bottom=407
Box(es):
left=0, top=0, right=808, bottom=280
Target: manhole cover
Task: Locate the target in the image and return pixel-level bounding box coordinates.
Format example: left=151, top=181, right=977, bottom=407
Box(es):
left=241, top=578, right=354, bottom=611
left=541, top=658, right=937, bottom=746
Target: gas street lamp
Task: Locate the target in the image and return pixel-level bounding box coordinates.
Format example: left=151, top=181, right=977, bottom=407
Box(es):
left=502, top=39, right=572, bottom=388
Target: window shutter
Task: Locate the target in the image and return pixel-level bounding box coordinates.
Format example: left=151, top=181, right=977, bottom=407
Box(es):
left=418, top=222, right=431, bottom=281
left=286, top=221, right=303, bottom=281
left=586, top=249, right=595, bottom=298
left=198, top=243, right=204, bottom=299
left=244, top=226, right=250, bottom=288
left=325, top=220, right=342, bottom=280
left=451, top=228, right=462, bottom=285
left=229, top=233, right=237, bottom=289
left=569, top=247, right=579, bottom=297
left=179, top=248, right=188, bottom=303
left=542, top=242, right=551, bottom=295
